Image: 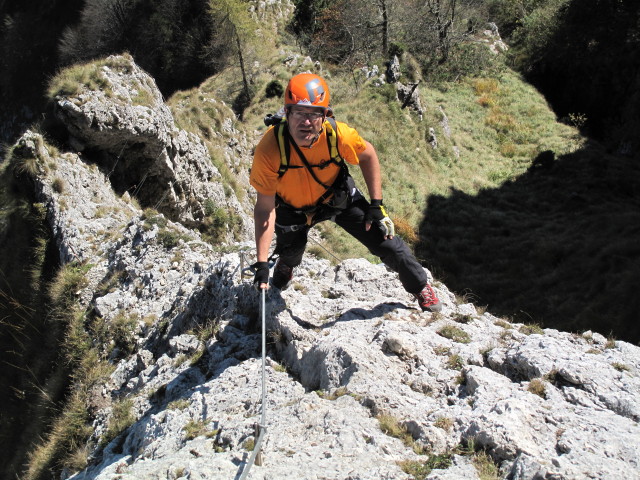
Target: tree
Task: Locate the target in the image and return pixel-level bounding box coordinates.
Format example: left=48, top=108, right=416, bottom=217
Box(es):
left=507, top=0, right=640, bottom=152
left=58, top=0, right=218, bottom=96
left=379, top=0, right=389, bottom=56
left=208, top=0, right=257, bottom=116
left=304, top=0, right=398, bottom=65
left=0, top=0, right=84, bottom=143
left=426, top=0, right=458, bottom=63
left=397, top=0, right=461, bottom=66
left=289, top=0, right=331, bottom=49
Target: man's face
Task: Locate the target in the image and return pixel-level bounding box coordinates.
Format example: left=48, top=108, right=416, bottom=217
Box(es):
left=287, top=106, right=325, bottom=147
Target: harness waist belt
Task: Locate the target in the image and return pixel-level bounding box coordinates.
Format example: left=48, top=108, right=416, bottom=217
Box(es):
left=275, top=221, right=308, bottom=233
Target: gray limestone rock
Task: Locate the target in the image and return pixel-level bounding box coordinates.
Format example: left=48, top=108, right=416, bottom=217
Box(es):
left=12, top=56, right=639, bottom=480
left=50, top=54, right=252, bottom=241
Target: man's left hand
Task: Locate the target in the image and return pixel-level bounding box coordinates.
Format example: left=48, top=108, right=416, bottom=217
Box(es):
left=365, top=200, right=395, bottom=239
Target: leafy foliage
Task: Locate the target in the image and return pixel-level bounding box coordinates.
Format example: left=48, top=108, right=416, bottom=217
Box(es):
left=498, top=0, right=640, bottom=153
left=58, top=0, right=219, bottom=96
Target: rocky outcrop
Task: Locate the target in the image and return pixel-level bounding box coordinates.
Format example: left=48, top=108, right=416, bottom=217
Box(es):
left=10, top=48, right=639, bottom=479
left=50, top=54, right=252, bottom=241
left=479, top=23, right=509, bottom=55
left=14, top=122, right=640, bottom=479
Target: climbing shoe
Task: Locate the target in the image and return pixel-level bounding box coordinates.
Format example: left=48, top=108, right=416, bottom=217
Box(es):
left=414, top=284, right=442, bottom=312
left=272, top=258, right=294, bottom=290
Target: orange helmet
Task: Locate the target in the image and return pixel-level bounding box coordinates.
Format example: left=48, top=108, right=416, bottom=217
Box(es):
left=284, top=73, right=330, bottom=111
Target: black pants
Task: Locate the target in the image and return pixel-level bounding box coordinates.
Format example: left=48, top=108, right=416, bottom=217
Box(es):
left=274, top=195, right=428, bottom=294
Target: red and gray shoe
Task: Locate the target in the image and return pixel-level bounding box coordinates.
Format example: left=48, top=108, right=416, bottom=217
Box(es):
left=414, top=284, right=442, bottom=312
left=272, top=258, right=294, bottom=290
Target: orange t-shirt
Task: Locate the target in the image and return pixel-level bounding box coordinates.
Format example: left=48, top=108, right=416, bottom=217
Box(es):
left=250, top=120, right=366, bottom=209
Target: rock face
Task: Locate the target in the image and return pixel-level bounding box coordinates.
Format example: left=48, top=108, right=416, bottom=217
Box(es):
left=51, top=54, right=252, bottom=241
left=10, top=54, right=640, bottom=480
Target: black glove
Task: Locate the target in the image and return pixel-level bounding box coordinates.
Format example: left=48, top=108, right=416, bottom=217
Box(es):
left=365, top=199, right=395, bottom=238
left=251, top=261, right=269, bottom=287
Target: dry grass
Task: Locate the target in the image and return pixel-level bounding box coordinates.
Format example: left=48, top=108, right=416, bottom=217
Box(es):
left=100, top=398, right=135, bottom=447
left=47, top=53, right=137, bottom=100
left=527, top=378, right=547, bottom=398
left=377, top=413, right=425, bottom=454
left=24, top=389, right=93, bottom=479
left=21, top=262, right=114, bottom=479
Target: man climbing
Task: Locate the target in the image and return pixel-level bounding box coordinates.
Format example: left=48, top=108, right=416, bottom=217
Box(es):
left=249, top=73, right=441, bottom=313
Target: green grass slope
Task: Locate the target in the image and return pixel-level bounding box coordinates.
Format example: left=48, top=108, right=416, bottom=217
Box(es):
left=232, top=56, right=638, bottom=343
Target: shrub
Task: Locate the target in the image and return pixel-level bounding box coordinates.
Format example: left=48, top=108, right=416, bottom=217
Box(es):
left=494, top=319, right=512, bottom=329
left=473, top=78, right=499, bottom=96
left=462, top=438, right=501, bottom=480
left=265, top=80, right=284, bottom=98
left=426, top=42, right=505, bottom=83
left=110, top=310, right=139, bottom=356
left=472, top=449, right=500, bottom=480
left=24, top=390, right=93, bottom=478
left=317, top=386, right=349, bottom=400
left=201, top=200, right=243, bottom=244
left=398, top=460, right=431, bottom=480
left=393, top=215, right=419, bottom=245
left=48, top=262, right=92, bottom=308
left=191, top=318, right=220, bottom=343
left=157, top=228, right=191, bottom=249
left=612, top=362, right=630, bottom=372
left=243, top=438, right=255, bottom=451
left=232, top=88, right=255, bottom=118
left=142, top=209, right=168, bottom=230
left=453, top=313, right=473, bottom=324
left=399, top=452, right=454, bottom=480
left=388, top=42, right=405, bottom=58
left=183, top=419, right=217, bottom=440
left=47, top=61, right=112, bottom=99
left=377, top=413, right=425, bottom=454
left=168, top=399, right=190, bottom=411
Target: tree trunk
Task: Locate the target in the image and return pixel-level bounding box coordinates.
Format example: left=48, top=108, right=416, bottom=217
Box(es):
left=235, top=31, right=250, bottom=99
left=380, top=0, right=389, bottom=56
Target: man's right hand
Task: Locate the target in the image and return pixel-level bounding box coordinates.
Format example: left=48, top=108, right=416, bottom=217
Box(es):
left=252, top=261, right=270, bottom=289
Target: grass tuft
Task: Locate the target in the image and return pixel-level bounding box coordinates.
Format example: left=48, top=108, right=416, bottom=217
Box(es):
left=437, top=324, right=471, bottom=344
left=100, top=398, right=135, bottom=447
left=527, top=378, right=546, bottom=398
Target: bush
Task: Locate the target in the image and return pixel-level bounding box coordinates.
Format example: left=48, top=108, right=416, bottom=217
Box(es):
left=265, top=80, right=284, bottom=98
left=58, top=0, right=218, bottom=97
left=142, top=209, right=168, bottom=230
left=111, top=311, right=139, bottom=357
left=232, top=88, right=255, bottom=118
left=201, top=200, right=243, bottom=244
left=48, top=262, right=91, bottom=308
left=388, top=42, right=405, bottom=58
left=51, top=177, right=65, bottom=193
left=157, top=228, right=191, bottom=249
